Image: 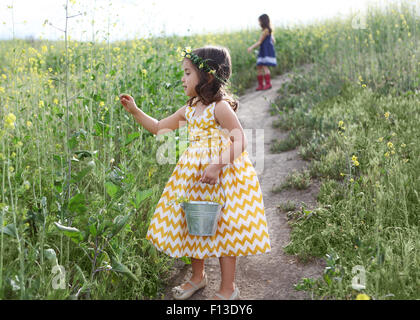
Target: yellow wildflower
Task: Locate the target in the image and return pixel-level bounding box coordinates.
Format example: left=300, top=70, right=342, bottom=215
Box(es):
left=23, top=181, right=30, bottom=190
left=99, top=101, right=105, bottom=107
left=9, top=166, right=14, bottom=173
left=5, top=113, right=16, bottom=129
left=356, top=294, right=370, bottom=300
left=384, top=112, right=390, bottom=119
left=384, top=152, right=390, bottom=157
left=39, top=100, right=45, bottom=108
left=53, top=98, right=59, bottom=105
left=338, top=120, right=344, bottom=127
left=185, top=46, right=192, bottom=53
left=351, top=155, right=359, bottom=166
left=362, top=84, right=366, bottom=88
left=377, top=137, right=383, bottom=142
left=1, top=74, right=6, bottom=80
left=387, top=142, right=394, bottom=149
left=142, top=69, right=147, bottom=76
left=401, top=143, right=406, bottom=148
left=0, top=87, right=5, bottom=93
left=26, top=121, right=32, bottom=127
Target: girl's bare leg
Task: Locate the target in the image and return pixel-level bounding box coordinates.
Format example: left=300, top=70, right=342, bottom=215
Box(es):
left=263, top=65, right=270, bottom=75
left=212, top=256, right=236, bottom=299
left=180, top=258, right=205, bottom=290
left=257, top=65, right=264, bottom=75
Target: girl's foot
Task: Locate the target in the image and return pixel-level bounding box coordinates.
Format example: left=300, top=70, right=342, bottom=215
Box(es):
left=172, top=273, right=207, bottom=300
left=208, top=286, right=240, bottom=300
left=256, top=74, right=264, bottom=90
left=179, top=273, right=206, bottom=291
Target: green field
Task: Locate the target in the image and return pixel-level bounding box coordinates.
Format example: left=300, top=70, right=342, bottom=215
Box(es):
left=0, top=1, right=419, bottom=299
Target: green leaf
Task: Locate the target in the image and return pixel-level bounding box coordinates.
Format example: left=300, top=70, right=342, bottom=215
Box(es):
left=109, top=213, right=132, bottom=238
left=54, top=222, right=80, bottom=233
left=93, top=93, right=101, bottom=102
left=135, top=188, right=153, bottom=208
left=54, top=222, right=83, bottom=244
left=44, top=248, right=58, bottom=265
left=1, top=223, right=17, bottom=237
left=68, top=136, right=78, bottom=150
left=74, top=150, right=97, bottom=160
left=181, top=256, right=191, bottom=265
left=124, top=132, right=140, bottom=146
left=70, top=161, right=95, bottom=184
left=89, top=223, right=97, bottom=237
left=105, top=181, right=119, bottom=198
left=68, top=193, right=87, bottom=214
left=110, top=257, right=138, bottom=282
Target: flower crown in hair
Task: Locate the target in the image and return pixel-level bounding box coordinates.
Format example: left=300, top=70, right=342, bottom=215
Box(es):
left=178, top=46, right=227, bottom=84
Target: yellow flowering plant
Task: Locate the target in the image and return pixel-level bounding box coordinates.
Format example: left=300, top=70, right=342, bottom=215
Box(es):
left=171, top=194, right=223, bottom=206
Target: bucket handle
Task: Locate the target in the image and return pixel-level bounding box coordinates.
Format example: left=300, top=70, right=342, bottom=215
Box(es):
left=185, top=179, right=226, bottom=208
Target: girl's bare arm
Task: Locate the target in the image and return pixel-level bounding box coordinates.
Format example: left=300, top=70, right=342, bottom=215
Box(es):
left=120, top=94, right=187, bottom=135
left=212, top=100, right=248, bottom=168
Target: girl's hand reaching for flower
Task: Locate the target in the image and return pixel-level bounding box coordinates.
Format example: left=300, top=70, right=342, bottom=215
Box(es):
left=119, top=94, right=139, bottom=114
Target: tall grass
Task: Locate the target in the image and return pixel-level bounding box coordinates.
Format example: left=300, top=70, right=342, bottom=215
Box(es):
left=272, top=1, right=420, bottom=299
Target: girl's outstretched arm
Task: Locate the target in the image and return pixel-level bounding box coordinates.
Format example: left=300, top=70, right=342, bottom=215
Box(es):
left=120, top=94, right=187, bottom=135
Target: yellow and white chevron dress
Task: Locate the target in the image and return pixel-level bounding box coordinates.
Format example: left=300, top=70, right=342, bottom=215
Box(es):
left=146, top=101, right=271, bottom=259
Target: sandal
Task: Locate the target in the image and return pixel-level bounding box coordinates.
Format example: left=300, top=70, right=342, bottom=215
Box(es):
left=211, top=287, right=241, bottom=300
left=172, top=274, right=208, bottom=300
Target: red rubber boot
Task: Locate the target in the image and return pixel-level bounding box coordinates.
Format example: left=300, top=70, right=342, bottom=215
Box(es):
left=263, top=74, right=272, bottom=90
left=256, top=75, right=264, bottom=91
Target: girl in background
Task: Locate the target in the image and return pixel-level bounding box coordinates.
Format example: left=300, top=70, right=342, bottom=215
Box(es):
left=248, top=14, right=277, bottom=90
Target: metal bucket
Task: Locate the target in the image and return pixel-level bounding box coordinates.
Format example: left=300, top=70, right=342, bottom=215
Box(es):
left=180, top=180, right=226, bottom=236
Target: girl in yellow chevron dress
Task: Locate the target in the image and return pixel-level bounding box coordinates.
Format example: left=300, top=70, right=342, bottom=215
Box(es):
left=119, top=46, right=271, bottom=300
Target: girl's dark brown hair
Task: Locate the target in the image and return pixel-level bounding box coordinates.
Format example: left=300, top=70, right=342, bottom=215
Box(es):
left=185, top=45, right=238, bottom=112
left=258, top=14, right=272, bottom=34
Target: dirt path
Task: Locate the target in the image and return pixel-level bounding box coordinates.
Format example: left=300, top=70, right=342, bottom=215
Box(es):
left=163, top=65, right=325, bottom=300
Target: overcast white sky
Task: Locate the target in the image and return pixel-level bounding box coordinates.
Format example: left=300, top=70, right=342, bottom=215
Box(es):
left=0, top=0, right=408, bottom=41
